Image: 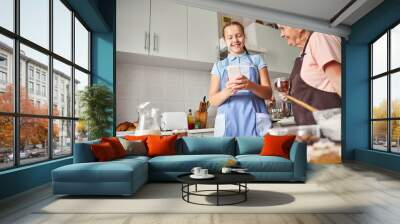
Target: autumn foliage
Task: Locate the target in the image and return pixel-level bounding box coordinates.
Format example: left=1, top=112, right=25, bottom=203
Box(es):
left=0, top=85, right=59, bottom=150
left=372, top=99, right=400, bottom=141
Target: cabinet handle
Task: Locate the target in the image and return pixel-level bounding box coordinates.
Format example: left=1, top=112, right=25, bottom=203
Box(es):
left=153, top=33, right=157, bottom=51
left=156, top=34, right=159, bottom=52
left=144, top=32, right=147, bottom=50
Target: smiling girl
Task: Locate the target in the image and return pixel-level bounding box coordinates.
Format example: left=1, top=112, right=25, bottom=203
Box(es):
left=209, top=21, right=273, bottom=137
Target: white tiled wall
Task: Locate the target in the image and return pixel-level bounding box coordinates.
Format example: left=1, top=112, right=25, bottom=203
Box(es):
left=117, top=63, right=217, bottom=126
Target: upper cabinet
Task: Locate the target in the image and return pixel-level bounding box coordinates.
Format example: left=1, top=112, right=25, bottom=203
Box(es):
left=150, top=0, right=187, bottom=59
left=117, top=0, right=150, bottom=55
left=187, top=7, right=218, bottom=63
left=117, top=0, right=219, bottom=63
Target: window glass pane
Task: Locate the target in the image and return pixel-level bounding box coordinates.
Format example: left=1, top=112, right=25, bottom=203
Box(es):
left=0, top=116, right=13, bottom=170
left=20, top=44, right=49, bottom=115
left=53, top=119, right=72, bottom=158
left=74, top=69, right=89, bottom=118
left=372, top=77, right=387, bottom=119
left=391, top=120, right=400, bottom=153
left=0, top=0, right=14, bottom=31
left=53, top=0, right=72, bottom=60
left=391, top=72, right=400, bottom=118
left=391, top=24, right=400, bottom=70
left=75, top=120, right=88, bottom=143
left=372, top=121, right=388, bottom=151
left=372, top=33, right=387, bottom=76
left=20, top=0, right=49, bottom=49
left=0, top=35, right=14, bottom=112
left=53, top=59, right=72, bottom=117
left=74, top=18, right=89, bottom=70
left=20, top=117, right=49, bottom=165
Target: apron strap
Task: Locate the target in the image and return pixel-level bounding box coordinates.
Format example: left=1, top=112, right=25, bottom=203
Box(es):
left=245, top=54, right=260, bottom=84
left=300, top=32, right=313, bottom=57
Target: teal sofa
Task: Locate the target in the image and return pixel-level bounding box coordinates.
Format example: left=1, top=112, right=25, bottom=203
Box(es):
left=52, top=137, right=307, bottom=196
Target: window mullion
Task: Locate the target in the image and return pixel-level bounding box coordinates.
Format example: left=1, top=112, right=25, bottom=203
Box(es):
left=71, top=10, right=76, bottom=154
left=48, top=0, right=54, bottom=160
left=388, top=30, right=391, bottom=152
left=13, top=0, right=21, bottom=167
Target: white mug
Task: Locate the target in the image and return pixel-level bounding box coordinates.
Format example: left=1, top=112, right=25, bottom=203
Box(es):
left=200, top=169, right=208, bottom=176
left=191, top=167, right=202, bottom=176
left=221, top=167, right=232, bottom=174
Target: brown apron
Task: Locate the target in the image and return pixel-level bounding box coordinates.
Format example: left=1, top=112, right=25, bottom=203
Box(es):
left=289, top=33, right=341, bottom=125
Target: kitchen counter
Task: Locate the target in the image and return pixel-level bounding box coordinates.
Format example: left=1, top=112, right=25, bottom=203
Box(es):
left=116, top=128, right=214, bottom=137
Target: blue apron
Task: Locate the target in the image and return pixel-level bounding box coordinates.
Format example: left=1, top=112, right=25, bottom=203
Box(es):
left=214, top=55, right=272, bottom=137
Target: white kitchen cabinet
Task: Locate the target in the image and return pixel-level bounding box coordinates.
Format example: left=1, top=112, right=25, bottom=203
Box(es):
left=117, top=0, right=150, bottom=54
left=117, top=0, right=218, bottom=64
left=150, top=0, right=187, bottom=59
left=187, top=7, right=219, bottom=63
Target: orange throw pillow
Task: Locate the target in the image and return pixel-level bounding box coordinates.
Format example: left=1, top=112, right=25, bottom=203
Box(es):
left=101, top=137, right=127, bottom=158
left=259, top=134, right=296, bottom=159
left=91, top=142, right=117, bottom=161
left=146, top=135, right=178, bottom=157
left=125, top=135, right=149, bottom=142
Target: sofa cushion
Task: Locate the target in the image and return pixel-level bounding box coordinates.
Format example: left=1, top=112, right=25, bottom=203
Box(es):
left=53, top=159, right=147, bottom=183
left=101, top=137, right=127, bottom=158
left=118, top=138, right=147, bottom=156
left=236, top=137, right=263, bottom=155
left=179, top=137, right=235, bottom=155
left=91, top=142, right=118, bottom=161
left=236, top=155, right=293, bottom=172
left=149, top=154, right=235, bottom=172
left=73, top=140, right=100, bottom=163
left=147, top=135, right=178, bottom=157
left=260, top=134, right=296, bottom=159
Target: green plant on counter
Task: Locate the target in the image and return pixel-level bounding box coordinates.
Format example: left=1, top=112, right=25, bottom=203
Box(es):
left=79, top=84, right=113, bottom=140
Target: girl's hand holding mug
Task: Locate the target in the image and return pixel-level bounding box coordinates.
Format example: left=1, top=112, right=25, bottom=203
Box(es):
left=226, top=75, right=253, bottom=92
left=232, top=75, right=253, bottom=91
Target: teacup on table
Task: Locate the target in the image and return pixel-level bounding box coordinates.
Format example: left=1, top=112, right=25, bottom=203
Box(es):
left=191, top=167, right=202, bottom=176
left=221, top=167, right=232, bottom=173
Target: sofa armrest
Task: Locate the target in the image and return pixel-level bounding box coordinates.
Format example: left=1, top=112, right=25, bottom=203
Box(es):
left=289, top=141, right=307, bottom=181
left=73, top=140, right=100, bottom=163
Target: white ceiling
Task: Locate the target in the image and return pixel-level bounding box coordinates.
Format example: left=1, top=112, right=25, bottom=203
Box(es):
left=225, top=0, right=352, bottom=23
left=173, top=0, right=384, bottom=37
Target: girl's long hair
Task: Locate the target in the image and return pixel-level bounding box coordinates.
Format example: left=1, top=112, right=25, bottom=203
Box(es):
left=222, top=21, right=249, bottom=55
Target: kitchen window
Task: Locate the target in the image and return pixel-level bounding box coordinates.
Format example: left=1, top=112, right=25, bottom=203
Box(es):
left=0, top=0, right=91, bottom=171
left=370, top=22, right=400, bottom=154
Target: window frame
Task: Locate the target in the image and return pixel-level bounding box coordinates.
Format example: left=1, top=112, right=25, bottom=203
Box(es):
left=370, top=20, right=400, bottom=154
left=0, top=0, right=92, bottom=171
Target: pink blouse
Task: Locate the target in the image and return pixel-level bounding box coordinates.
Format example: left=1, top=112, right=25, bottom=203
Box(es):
left=300, top=32, right=341, bottom=93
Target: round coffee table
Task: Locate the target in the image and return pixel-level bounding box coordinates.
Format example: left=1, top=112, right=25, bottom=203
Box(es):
left=177, top=173, right=255, bottom=206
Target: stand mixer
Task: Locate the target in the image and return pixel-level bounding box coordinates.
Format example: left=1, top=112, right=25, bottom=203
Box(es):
left=134, top=102, right=161, bottom=135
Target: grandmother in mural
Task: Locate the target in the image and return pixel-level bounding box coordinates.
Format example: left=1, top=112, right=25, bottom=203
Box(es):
left=277, top=25, right=342, bottom=125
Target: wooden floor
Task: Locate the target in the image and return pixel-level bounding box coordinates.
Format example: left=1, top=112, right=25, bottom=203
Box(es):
left=1, top=162, right=400, bottom=224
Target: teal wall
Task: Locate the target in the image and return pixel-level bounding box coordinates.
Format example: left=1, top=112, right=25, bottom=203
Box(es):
left=0, top=158, right=72, bottom=199
left=344, top=0, right=400, bottom=171
left=0, top=0, right=116, bottom=200
left=91, top=0, right=116, bottom=135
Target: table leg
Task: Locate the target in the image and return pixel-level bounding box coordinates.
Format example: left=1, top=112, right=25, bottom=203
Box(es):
left=245, top=183, right=247, bottom=201
left=195, top=184, right=198, bottom=192
left=187, top=184, right=190, bottom=202
left=217, top=184, right=219, bottom=206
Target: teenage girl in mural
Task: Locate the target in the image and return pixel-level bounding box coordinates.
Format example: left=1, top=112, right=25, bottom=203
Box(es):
left=277, top=25, right=342, bottom=125
left=209, top=21, right=273, bottom=137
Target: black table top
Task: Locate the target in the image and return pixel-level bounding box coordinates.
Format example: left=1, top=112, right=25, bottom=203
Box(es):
left=177, top=172, right=255, bottom=185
